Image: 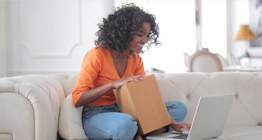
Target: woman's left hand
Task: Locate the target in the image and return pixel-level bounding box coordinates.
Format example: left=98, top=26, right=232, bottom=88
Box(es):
left=170, top=122, right=191, bottom=134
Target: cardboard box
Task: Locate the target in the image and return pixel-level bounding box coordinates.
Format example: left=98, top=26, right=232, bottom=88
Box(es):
left=113, top=74, right=172, bottom=135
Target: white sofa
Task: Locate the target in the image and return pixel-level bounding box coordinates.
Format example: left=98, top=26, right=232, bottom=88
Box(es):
left=1, top=72, right=262, bottom=140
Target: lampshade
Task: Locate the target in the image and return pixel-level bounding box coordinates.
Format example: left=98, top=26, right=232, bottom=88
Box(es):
left=234, top=25, right=258, bottom=41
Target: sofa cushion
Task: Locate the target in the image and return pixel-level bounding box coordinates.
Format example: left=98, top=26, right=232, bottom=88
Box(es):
left=222, top=126, right=262, bottom=140
left=59, top=94, right=87, bottom=140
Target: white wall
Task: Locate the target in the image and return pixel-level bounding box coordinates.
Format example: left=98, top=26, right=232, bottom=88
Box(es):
left=0, top=1, right=7, bottom=77
left=4, top=0, right=262, bottom=76
left=202, top=0, right=227, bottom=57
left=5, top=0, right=114, bottom=76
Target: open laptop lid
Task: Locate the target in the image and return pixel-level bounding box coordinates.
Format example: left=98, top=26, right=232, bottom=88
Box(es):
left=187, top=93, right=234, bottom=140
left=146, top=93, right=234, bottom=140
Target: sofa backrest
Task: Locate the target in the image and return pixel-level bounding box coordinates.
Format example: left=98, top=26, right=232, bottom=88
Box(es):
left=54, top=72, right=262, bottom=127
left=49, top=72, right=262, bottom=127
left=49, top=74, right=78, bottom=97
left=154, top=72, right=262, bottom=127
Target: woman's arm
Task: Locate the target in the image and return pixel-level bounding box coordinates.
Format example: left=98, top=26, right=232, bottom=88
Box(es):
left=75, top=75, right=145, bottom=107
left=75, top=82, right=113, bottom=107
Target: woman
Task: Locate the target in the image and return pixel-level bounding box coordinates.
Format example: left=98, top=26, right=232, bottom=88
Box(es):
left=72, top=3, right=190, bottom=140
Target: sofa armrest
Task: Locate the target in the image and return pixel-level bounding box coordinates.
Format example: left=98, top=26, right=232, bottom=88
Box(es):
left=0, top=78, right=59, bottom=140
left=59, top=94, right=88, bottom=140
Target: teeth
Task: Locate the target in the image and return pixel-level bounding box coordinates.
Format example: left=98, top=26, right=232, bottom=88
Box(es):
left=138, top=44, right=143, bottom=47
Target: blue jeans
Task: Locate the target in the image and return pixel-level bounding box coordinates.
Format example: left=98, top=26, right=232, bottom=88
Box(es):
left=82, top=101, right=187, bottom=140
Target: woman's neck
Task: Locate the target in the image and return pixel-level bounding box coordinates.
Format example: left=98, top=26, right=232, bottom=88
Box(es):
left=111, top=50, right=129, bottom=60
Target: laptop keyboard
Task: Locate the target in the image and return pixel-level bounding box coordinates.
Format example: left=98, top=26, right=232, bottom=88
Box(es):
left=169, top=134, right=188, bottom=139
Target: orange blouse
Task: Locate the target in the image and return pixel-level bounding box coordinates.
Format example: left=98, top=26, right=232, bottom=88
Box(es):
left=72, top=46, right=146, bottom=106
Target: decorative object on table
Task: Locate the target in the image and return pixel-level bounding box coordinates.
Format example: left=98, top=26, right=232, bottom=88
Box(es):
left=234, top=25, right=257, bottom=57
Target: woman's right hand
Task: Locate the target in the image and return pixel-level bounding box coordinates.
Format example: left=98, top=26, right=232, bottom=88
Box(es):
left=112, top=75, right=145, bottom=89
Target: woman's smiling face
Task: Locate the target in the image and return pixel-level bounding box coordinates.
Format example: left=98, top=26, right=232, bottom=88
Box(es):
left=128, top=22, right=151, bottom=53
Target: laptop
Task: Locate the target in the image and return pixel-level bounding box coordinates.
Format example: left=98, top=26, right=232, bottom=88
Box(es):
left=146, top=93, right=234, bottom=140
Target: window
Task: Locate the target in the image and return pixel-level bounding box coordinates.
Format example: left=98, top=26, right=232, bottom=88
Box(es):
left=115, top=0, right=196, bottom=73
left=202, top=0, right=227, bottom=57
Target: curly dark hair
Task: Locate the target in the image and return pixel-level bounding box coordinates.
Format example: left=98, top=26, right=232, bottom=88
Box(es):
left=94, top=3, right=160, bottom=54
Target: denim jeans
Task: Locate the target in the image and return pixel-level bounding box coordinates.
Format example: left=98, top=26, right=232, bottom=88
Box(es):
left=82, top=101, right=187, bottom=140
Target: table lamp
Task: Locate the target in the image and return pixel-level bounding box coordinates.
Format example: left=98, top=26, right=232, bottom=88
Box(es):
left=234, top=25, right=258, bottom=57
